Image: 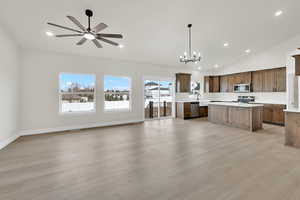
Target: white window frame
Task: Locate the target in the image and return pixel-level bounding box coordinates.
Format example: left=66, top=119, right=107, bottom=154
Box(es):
left=59, top=72, right=96, bottom=115
left=142, top=76, right=176, bottom=120
left=103, top=75, right=132, bottom=112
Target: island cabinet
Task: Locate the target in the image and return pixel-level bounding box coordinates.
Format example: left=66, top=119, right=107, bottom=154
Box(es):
left=176, top=73, right=191, bottom=93
left=208, top=103, right=263, bottom=132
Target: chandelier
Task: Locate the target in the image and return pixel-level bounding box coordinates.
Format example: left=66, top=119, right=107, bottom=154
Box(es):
left=179, top=24, right=202, bottom=64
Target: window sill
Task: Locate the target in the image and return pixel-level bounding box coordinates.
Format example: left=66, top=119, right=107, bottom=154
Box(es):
left=104, top=109, right=131, bottom=113
left=59, top=110, right=96, bottom=116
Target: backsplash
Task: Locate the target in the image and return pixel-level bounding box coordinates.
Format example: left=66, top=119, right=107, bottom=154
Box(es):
left=203, top=92, right=287, bottom=104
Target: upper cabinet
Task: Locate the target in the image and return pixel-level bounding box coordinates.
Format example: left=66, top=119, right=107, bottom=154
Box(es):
left=176, top=73, right=191, bottom=93
left=205, top=67, right=286, bottom=93
left=204, top=76, right=220, bottom=93
left=275, top=67, right=286, bottom=92
left=255, top=67, right=286, bottom=92
left=220, top=75, right=229, bottom=92
left=293, top=55, right=300, bottom=76
left=251, top=71, right=263, bottom=92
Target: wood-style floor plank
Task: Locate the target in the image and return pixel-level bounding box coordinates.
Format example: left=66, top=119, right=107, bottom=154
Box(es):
left=0, top=118, right=299, bottom=200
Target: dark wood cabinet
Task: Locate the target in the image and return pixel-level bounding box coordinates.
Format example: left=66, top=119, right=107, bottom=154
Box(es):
left=227, top=75, right=235, bottom=93
left=199, top=106, right=208, bottom=117
left=251, top=71, right=263, bottom=92
left=176, top=102, right=208, bottom=119
left=220, top=75, right=229, bottom=92
left=206, top=67, right=286, bottom=93
left=176, top=73, right=191, bottom=93
left=204, top=76, right=220, bottom=93
left=293, top=55, right=300, bottom=76
left=212, top=76, right=220, bottom=92
left=275, top=67, right=286, bottom=92
left=263, top=104, right=286, bottom=126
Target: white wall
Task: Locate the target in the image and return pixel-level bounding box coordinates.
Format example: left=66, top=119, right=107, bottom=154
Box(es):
left=20, top=49, right=200, bottom=134
left=0, top=24, right=20, bottom=148
left=203, top=33, right=300, bottom=104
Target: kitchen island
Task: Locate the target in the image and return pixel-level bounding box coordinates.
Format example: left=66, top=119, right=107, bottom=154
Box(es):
left=208, top=102, right=264, bottom=132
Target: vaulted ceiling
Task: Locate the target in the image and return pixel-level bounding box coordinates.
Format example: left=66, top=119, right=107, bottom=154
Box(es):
left=1, top=0, right=300, bottom=70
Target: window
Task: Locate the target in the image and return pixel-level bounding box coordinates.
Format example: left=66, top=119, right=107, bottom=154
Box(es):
left=59, top=73, right=96, bottom=113
left=104, top=75, right=131, bottom=111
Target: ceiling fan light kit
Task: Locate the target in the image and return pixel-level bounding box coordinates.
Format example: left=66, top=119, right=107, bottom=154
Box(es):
left=179, top=24, right=202, bottom=64
left=47, top=9, right=123, bottom=48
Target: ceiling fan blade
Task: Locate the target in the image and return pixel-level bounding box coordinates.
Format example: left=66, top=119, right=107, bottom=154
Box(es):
left=56, top=34, right=83, bottom=37
left=67, top=16, right=86, bottom=31
left=96, top=33, right=123, bottom=39
left=76, top=38, right=87, bottom=45
left=93, top=23, right=108, bottom=33
left=96, top=37, right=119, bottom=46
left=47, top=22, right=82, bottom=33
left=92, top=39, right=103, bottom=48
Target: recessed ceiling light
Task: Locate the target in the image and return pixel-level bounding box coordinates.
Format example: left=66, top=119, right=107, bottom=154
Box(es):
left=118, top=44, right=124, bottom=48
left=214, top=64, right=219, bottom=68
left=46, top=31, right=54, bottom=37
left=223, top=43, right=229, bottom=47
left=275, top=10, right=283, bottom=17
left=245, top=49, right=251, bottom=53
left=198, top=67, right=201, bottom=70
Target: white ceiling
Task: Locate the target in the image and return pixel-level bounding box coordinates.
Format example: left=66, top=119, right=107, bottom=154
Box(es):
left=1, top=0, right=300, bottom=70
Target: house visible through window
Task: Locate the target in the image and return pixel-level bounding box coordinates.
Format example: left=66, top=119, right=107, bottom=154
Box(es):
left=104, top=75, right=131, bottom=111
left=59, top=73, right=96, bottom=113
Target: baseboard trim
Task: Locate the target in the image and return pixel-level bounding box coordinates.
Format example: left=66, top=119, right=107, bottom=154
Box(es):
left=0, top=133, right=20, bottom=150
left=19, top=119, right=144, bottom=136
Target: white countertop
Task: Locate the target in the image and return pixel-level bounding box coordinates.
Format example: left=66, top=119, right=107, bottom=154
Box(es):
left=176, top=100, right=201, bottom=103
left=284, top=108, right=300, bottom=113
left=208, top=102, right=264, bottom=108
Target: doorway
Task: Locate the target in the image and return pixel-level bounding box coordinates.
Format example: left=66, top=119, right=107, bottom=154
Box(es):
left=144, top=79, right=174, bottom=120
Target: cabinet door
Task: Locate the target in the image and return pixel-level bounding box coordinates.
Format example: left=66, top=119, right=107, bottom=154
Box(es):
left=293, top=55, right=300, bottom=76
left=262, top=69, right=276, bottom=92
left=176, top=74, right=191, bottom=93
left=241, top=72, right=252, bottom=84
left=184, top=102, right=191, bottom=118
left=212, top=76, right=220, bottom=92
left=263, top=105, right=273, bottom=123
left=199, top=106, right=208, bottom=117
left=204, top=76, right=210, bottom=93
left=275, top=67, right=286, bottom=92
left=272, top=105, right=286, bottom=125
left=220, top=75, right=229, bottom=92
left=252, top=71, right=263, bottom=92
left=228, top=75, right=235, bottom=92
left=228, top=107, right=251, bottom=130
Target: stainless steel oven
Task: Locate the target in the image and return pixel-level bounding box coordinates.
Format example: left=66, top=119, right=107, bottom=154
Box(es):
left=233, top=84, right=250, bottom=93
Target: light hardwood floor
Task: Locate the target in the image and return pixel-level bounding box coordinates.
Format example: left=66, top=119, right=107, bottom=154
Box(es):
left=1, top=118, right=300, bottom=200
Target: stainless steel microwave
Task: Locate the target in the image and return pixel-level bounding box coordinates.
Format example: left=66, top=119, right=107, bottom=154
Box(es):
left=233, top=84, right=250, bottom=93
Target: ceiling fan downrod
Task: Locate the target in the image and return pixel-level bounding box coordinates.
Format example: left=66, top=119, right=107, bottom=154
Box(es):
left=85, top=9, right=93, bottom=31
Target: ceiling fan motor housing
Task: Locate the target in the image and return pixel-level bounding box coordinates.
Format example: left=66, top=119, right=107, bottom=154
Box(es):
left=85, top=9, right=93, bottom=17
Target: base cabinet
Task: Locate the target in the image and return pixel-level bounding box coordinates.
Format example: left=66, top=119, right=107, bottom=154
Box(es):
left=176, top=102, right=208, bottom=119
left=263, top=104, right=286, bottom=126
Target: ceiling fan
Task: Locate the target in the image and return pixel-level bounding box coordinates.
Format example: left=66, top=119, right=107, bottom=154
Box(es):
left=47, top=9, right=123, bottom=48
